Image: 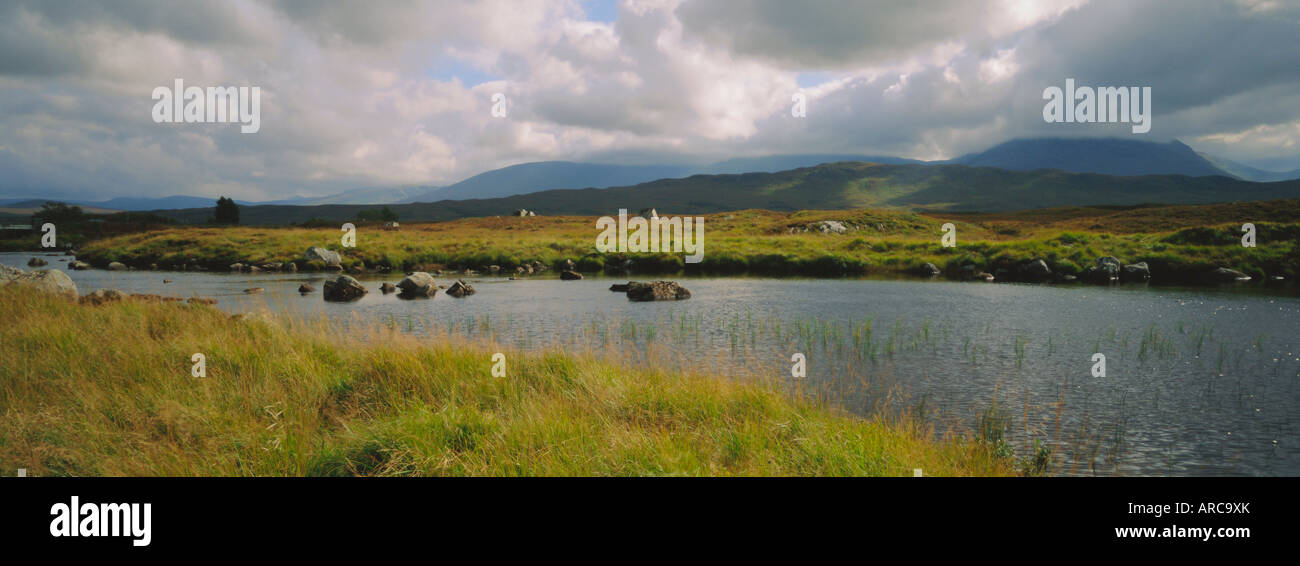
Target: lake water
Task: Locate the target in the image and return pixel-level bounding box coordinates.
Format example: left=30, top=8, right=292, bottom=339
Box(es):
left=6, top=252, right=1299, bottom=476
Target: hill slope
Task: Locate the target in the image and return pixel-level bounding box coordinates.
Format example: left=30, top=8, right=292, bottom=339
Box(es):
left=954, top=138, right=1227, bottom=177
left=145, top=162, right=1300, bottom=225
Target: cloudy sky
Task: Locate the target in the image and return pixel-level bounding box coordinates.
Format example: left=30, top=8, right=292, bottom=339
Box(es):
left=2, top=0, right=1300, bottom=202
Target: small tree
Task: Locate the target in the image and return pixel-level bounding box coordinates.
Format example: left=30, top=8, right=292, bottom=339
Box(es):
left=380, top=206, right=398, bottom=222
left=214, top=197, right=240, bottom=224
left=32, top=201, right=84, bottom=225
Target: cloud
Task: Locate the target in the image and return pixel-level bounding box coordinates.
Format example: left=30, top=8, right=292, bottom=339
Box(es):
left=1, top=0, right=1299, bottom=203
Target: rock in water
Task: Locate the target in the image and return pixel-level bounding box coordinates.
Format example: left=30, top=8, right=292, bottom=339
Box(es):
left=70, top=261, right=90, bottom=270
left=560, top=270, right=583, bottom=280
left=1017, top=259, right=1052, bottom=282
left=626, top=281, right=691, bottom=302
left=918, top=263, right=941, bottom=278
left=610, top=282, right=634, bottom=292
left=380, top=282, right=397, bottom=294
left=0, top=265, right=78, bottom=297
left=107, top=261, right=128, bottom=271
left=243, top=287, right=264, bottom=294
left=1121, top=262, right=1151, bottom=282
left=1207, top=267, right=1251, bottom=283
left=1084, top=256, right=1122, bottom=284
left=27, top=257, right=47, bottom=267
left=298, top=283, right=315, bottom=293
left=323, top=275, right=367, bottom=302
left=396, top=271, right=437, bottom=297
left=445, top=279, right=476, bottom=298
left=304, top=246, right=342, bottom=268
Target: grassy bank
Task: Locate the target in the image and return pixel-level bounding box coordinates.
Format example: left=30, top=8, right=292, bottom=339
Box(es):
left=0, top=287, right=1012, bottom=476
left=71, top=199, right=1300, bottom=282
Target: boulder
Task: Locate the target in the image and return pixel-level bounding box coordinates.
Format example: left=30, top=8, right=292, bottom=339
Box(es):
left=560, top=270, right=583, bottom=280
left=918, top=262, right=941, bottom=278
left=304, top=246, right=342, bottom=267
left=284, top=262, right=298, bottom=273
left=230, top=263, right=244, bottom=272
left=445, top=279, right=476, bottom=298
left=396, top=271, right=437, bottom=297
left=638, top=208, right=658, bottom=219
left=626, top=281, right=691, bottom=301
left=1207, top=267, right=1251, bottom=283
left=379, top=282, right=397, bottom=294
left=27, top=257, right=48, bottom=267
left=243, top=287, right=264, bottom=294
left=610, top=282, right=633, bottom=292
left=70, top=261, right=91, bottom=270
left=1084, top=256, right=1122, bottom=284
left=0, top=265, right=78, bottom=297
left=323, top=275, right=367, bottom=302
left=1121, top=261, right=1151, bottom=282
left=1017, top=259, right=1052, bottom=282
left=973, top=272, right=995, bottom=282
left=107, top=261, right=128, bottom=271
left=298, top=283, right=315, bottom=293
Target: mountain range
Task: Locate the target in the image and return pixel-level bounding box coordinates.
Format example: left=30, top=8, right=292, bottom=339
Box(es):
left=137, top=161, right=1300, bottom=225
left=3, top=137, right=1298, bottom=214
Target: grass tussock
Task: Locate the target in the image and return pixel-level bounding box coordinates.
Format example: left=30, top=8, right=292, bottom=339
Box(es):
left=0, top=287, right=1012, bottom=476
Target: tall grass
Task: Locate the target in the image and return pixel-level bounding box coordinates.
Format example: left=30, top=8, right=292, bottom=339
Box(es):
left=0, top=287, right=1011, bottom=476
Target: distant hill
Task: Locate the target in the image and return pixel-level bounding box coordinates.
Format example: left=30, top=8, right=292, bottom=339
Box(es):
left=1198, top=153, right=1300, bottom=182
left=693, top=154, right=924, bottom=175
left=145, top=162, right=1300, bottom=225
left=408, top=162, right=695, bottom=202
left=404, top=155, right=929, bottom=202
left=953, top=138, right=1228, bottom=177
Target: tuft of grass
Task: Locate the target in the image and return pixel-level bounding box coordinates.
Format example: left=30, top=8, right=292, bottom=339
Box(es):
left=0, top=287, right=1012, bottom=477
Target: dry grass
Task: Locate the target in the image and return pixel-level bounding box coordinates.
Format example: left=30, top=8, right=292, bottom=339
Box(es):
left=0, top=287, right=1013, bottom=476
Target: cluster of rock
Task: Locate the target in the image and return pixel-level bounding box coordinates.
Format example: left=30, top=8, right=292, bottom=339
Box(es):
left=608, top=280, right=692, bottom=302
left=230, top=261, right=298, bottom=273
left=925, top=256, right=1260, bottom=286
left=513, top=209, right=538, bottom=217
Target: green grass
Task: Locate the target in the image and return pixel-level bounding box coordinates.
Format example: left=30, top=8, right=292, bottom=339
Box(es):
left=0, top=287, right=1012, bottom=476
left=71, top=199, right=1300, bottom=282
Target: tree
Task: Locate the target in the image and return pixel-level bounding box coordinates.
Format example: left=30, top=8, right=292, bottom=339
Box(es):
left=32, top=201, right=85, bottom=225
left=380, top=206, right=398, bottom=222
left=214, top=197, right=240, bottom=224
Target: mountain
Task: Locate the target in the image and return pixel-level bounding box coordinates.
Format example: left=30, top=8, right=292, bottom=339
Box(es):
left=694, top=154, right=924, bottom=175
left=409, top=162, right=694, bottom=202
left=405, top=155, right=930, bottom=202
left=147, top=162, right=1300, bottom=225
left=953, top=138, right=1228, bottom=177
left=1197, top=153, right=1300, bottom=182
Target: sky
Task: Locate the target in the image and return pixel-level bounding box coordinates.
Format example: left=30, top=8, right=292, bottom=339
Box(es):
left=2, top=0, right=1300, bottom=202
